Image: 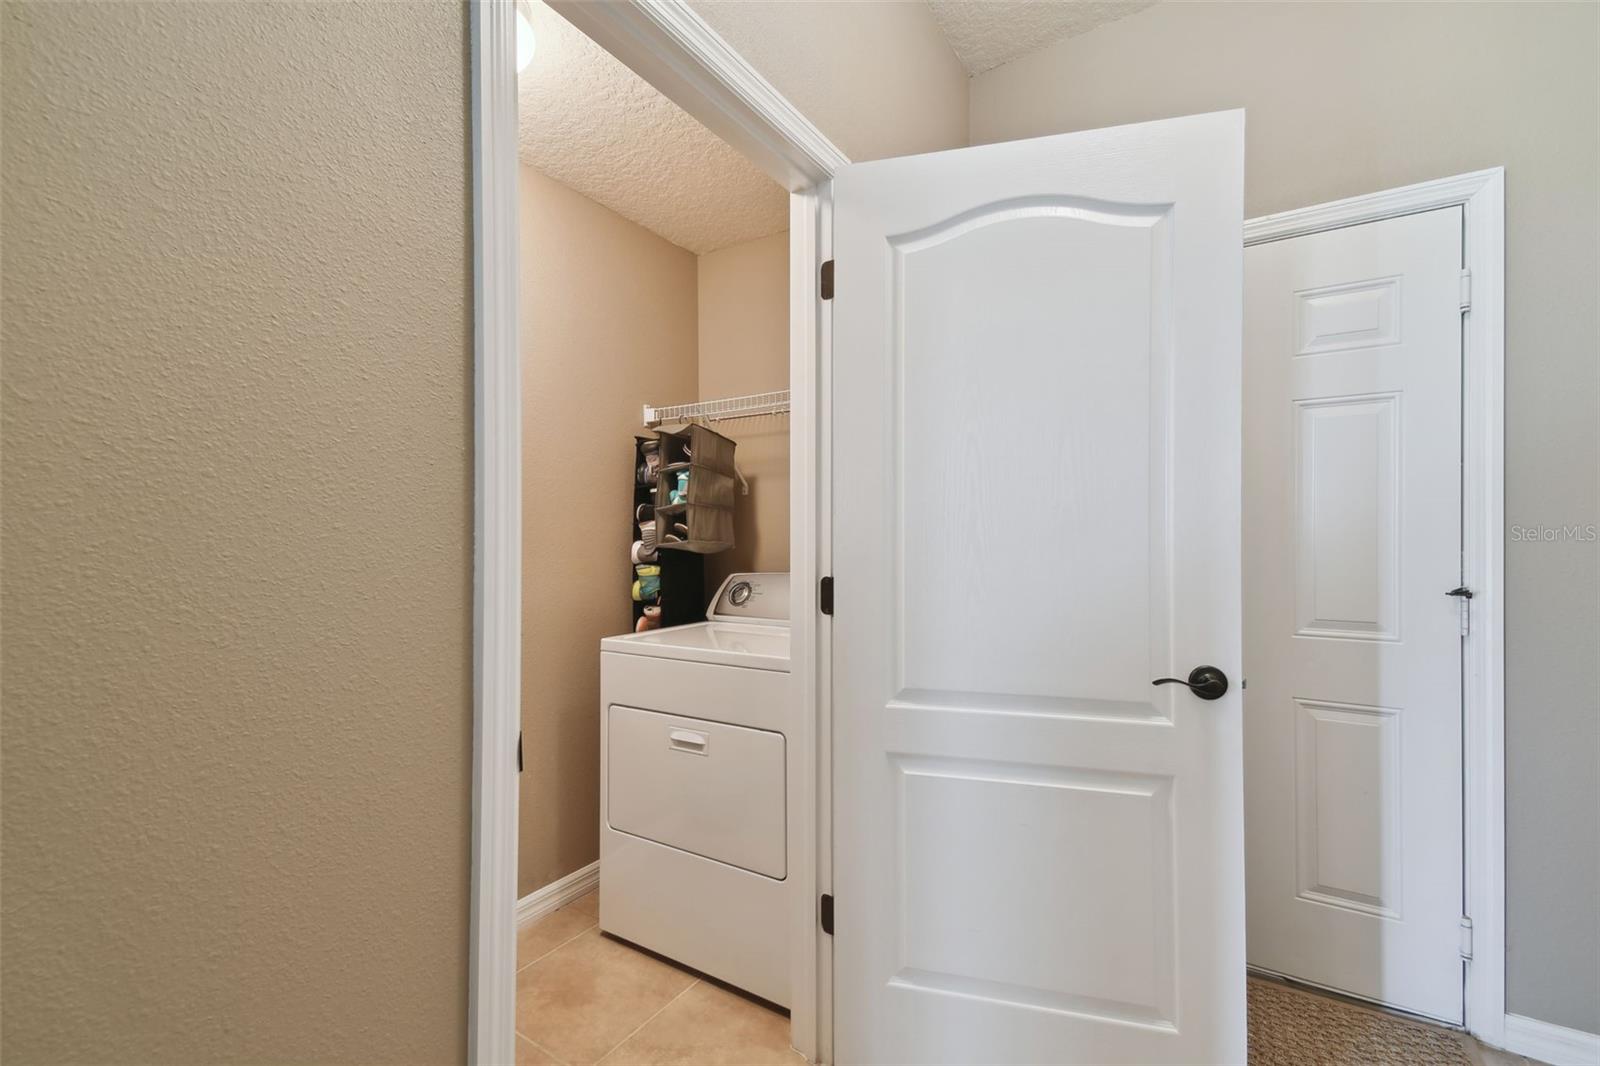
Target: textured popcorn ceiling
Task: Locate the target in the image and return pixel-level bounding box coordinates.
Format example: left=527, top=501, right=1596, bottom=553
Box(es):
left=928, top=0, right=1156, bottom=75
left=518, top=2, right=787, bottom=255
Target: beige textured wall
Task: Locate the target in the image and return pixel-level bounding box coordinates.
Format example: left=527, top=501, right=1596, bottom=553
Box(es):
left=698, top=232, right=792, bottom=594
left=691, top=0, right=968, bottom=161
left=970, top=0, right=1600, bottom=1032
left=518, top=167, right=699, bottom=896
left=1, top=3, right=473, bottom=1063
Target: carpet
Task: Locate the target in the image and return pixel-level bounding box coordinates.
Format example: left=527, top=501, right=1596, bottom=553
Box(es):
left=1248, top=977, right=1472, bottom=1066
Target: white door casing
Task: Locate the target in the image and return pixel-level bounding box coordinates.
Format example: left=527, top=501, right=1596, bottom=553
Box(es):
left=1243, top=207, right=1466, bottom=1024
left=831, top=111, right=1246, bottom=1065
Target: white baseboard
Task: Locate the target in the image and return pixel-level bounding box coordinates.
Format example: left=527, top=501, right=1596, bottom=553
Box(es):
left=516, top=861, right=600, bottom=928
left=1500, top=1013, right=1600, bottom=1065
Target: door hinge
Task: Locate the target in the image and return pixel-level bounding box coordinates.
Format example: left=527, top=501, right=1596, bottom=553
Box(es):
left=819, top=576, right=834, bottom=615
left=1459, top=915, right=1474, bottom=960
left=820, top=259, right=834, bottom=300
left=517, top=730, right=523, bottom=773
left=820, top=893, right=834, bottom=935
left=1449, top=586, right=1473, bottom=636
left=1459, top=268, right=1472, bottom=312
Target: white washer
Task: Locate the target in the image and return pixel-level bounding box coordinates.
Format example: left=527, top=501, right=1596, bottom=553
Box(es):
left=599, top=573, right=791, bottom=1006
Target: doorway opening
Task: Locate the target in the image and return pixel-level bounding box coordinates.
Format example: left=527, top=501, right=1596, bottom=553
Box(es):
left=515, top=0, right=795, bottom=1059
left=469, top=3, right=841, bottom=1064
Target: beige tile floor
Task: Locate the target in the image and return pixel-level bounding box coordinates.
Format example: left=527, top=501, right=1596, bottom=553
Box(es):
left=515, top=888, right=804, bottom=1066
left=516, top=889, right=1544, bottom=1066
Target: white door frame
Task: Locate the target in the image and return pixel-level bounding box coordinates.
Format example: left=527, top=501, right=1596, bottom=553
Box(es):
left=468, top=3, right=845, bottom=1063
left=1244, top=168, right=1506, bottom=1045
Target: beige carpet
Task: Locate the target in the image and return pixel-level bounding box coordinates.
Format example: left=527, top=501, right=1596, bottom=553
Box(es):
left=1248, top=977, right=1472, bottom=1066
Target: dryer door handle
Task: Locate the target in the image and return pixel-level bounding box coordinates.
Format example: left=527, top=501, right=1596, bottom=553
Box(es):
left=668, top=728, right=710, bottom=755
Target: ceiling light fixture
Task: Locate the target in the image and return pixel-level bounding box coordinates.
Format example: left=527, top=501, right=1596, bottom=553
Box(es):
left=516, top=8, right=536, bottom=73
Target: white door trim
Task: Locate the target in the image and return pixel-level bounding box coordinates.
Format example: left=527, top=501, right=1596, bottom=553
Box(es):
left=1245, top=168, right=1506, bottom=1045
left=785, top=181, right=833, bottom=1064
left=549, top=0, right=847, bottom=191
left=468, top=3, right=845, bottom=1063
left=1502, top=1013, right=1600, bottom=1065
left=468, top=3, right=522, bottom=1063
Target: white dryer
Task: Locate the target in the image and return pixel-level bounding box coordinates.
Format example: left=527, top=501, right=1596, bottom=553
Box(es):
left=599, top=572, right=791, bottom=1006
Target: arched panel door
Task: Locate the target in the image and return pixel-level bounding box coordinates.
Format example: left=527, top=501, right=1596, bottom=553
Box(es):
left=831, top=110, right=1245, bottom=1065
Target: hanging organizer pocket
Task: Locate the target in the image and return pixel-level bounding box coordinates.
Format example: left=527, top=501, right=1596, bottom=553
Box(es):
left=654, top=423, right=737, bottom=554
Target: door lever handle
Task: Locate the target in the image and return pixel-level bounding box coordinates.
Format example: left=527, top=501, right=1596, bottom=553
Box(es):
left=1152, top=665, right=1229, bottom=701
left=1446, top=586, right=1473, bottom=599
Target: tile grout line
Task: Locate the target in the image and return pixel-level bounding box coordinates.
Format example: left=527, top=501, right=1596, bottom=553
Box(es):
left=513, top=901, right=599, bottom=1060
left=514, top=1024, right=573, bottom=1066
left=515, top=1031, right=571, bottom=1066
left=515, top=917, right=599, bottom=975
left=532, top=1034, right=571, bottom=1066
left=593, top=977, right=702, bottom=1065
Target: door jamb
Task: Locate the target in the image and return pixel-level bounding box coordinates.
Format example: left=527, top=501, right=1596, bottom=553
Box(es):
left=468, top=4, right=522, bottom=1063
left=1243, top=168, right=1506, bottom=1045
left=469, top=3, right=846, bottom=1063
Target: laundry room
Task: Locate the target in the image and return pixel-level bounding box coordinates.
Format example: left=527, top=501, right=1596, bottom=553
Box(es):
left=513, top=3, right=800, bottom=1060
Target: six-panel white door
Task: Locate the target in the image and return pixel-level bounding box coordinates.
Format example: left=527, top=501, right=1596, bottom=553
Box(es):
left=1243, top=207, right=1465, bottom=1024
left=831, top=111, right=1247, bottom=1064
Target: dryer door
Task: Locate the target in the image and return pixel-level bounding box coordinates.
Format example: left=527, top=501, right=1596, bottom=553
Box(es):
left=607, top=705, right=787, bottom=879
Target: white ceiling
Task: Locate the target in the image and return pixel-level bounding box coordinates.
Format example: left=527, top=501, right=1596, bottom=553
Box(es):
left=517, top=1, right=1154, bottom=254
left=517, top=1, right=788, bottom=255
left=928, top=0, right=1155, bottom=75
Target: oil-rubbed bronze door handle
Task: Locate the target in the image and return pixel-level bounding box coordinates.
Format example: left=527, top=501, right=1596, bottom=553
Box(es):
left=1152, top=666, right=1229, bottom=701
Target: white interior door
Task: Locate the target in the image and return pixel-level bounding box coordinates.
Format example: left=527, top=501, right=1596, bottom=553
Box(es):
left=1243, top=207, right=1465, bottom=1024
left=831, top=111, right=1246, bottom=1065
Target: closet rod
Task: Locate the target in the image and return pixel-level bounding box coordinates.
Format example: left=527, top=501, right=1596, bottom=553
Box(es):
left=642, top=389, right=791, bottom=428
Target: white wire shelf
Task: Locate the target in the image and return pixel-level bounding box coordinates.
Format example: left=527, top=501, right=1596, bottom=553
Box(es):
left=642, top=389, right=791, bottom=428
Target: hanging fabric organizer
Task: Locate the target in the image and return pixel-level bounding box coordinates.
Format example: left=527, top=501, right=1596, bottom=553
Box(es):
left=631, top=435, right=703, bottom=631
left=654, top=423, right=738, bottom=554
left=633, top=391, right=783, bottom=628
